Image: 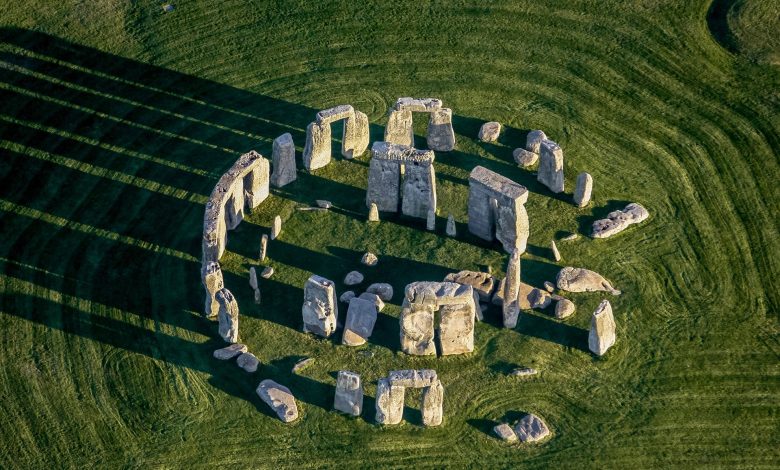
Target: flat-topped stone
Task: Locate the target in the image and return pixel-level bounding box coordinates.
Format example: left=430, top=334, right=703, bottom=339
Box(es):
left=256, top=380, right=298, bottom=423
left=213, top=343, right=248, bottom=360
left=592, top=203, right=649, bottom=238
left=342, top=297, right=378, bottom=346
left=589, top=299, right=616, bottom=356
left=316, top=104, right=355, bottom=125
left=394, top=97, right=442, bottom=112
left=469, top=166, right=529, bottom=203
left=405, top=281, right=474, bottom=306
left=444, top=270, right=496, bottom=301
left=494, top=423, right=518, bottom=442
left=370, top=141, right=435, bottom=163
left=388, top=369, right=438, bottom=388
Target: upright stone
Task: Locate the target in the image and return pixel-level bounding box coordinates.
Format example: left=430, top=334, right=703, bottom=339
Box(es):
left=525, top=130, right=547, bottom=154
left=402, top=159, right=437, bottom=219
left=201, top=261, right=223, bottom=318
left=259, top=234, right=268, bottom=261
left=216, top=288, right=239, bottom=343
left=446, top=214, right=456, bottom=236
left=343, top=111, right=370, bottom=158
left=427, top=108, right=455, bottom=151
left=334, top=370, right=363, bottom=416
left=302, top=121, right=332, bottom=170
left=421, top=380, right=444, bottom=426
left=243, top=156, right=270, bottom=209
left=573, top=172, right=593, bottom=207
left=256, top=379, right=299, bottom=423
left=271, top=215, right=282, bottom=240
left=502, top=249, right=521, bottom=328
left=478, top=122, right=501, bottom=142
left=375, top=377, right=404, bottom=425
left=589, top=299, right=616, bottom=356
left=270, top=133, right=296, bottom=188
left=399, top=287, right=436, bottom=355
left=368, top=203, right=379, bottom=222
left=438, top=302, right=475, bottom=355
left=342, top=297, right=378, bottom=346
left=538, top=139, right=564, bottom=193
left=301, top=275, right=338, bottom=337
left=225, top=183, right=245, bottom=230
left=366, top=144, right=401, bottom=212
left=384, top=109, right=414, bottom=146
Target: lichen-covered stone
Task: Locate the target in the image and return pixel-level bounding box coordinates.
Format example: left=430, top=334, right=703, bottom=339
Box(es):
left=302, top=275, right=338, bottom=337
left=513, top=148, right=538, bottom=167
left=538, top=139, right=564, bottom=193
left=334, top=370, right=363, bottom=416
left=216, top=288, right=239, bottom=343
left=556, top=267, right=621, bottom=295
left=439, top=302, right=475, bottom=355
left=468, top=166, right=529, bottom=254
left=513, top=414, right=550, bottom=443
left=592, top=203, right=649, bottom=238
left=421, top=380, right=444, bottom=426
left=478, top=121, right=501, bottom=142
left=388, top=369, right=439, bottom=388
left=256, top=380, right=298, bottom=423
left=375, top=378, right=404, bottom=425
left=589, top=299, right=616, bottom=356
left=302, top=121, right=332, bottom=171
left=270, top=133, right=296, bottom=188
left=342, top=297, right=377, bottom=346
left=573, top=172, right=593, bottom=207
left=384, top=109, right=414, bottom=147
left=361, top=252, right=378, bottom=266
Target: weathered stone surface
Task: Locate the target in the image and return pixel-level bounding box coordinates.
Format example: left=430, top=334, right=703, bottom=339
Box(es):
left=256, top=380, right=298, bottom=423
left=395, top=97, right=442, bottom=112
left=358, top=292, right=385, bottom=312
left=510, top=367, right=538, bottom=377
left=492, top=277, right=506, bottom=306
left=339, top=290, right=356, bottom=303
left=589, top=299, right=616, bottom=356
left=334, top=371, right=363, bottom=416
left=592, top=203, right=649, bottom=238
left=555, top=299, right=576, bottom=319
left=561, top=233, right=579, bottom=241
left=494, top=423, right=518, bottom=442
left=270, top=133, right=296, bottom=188
left=439, top=302, right=475, bottom=355
left=261, top=266, right=274, bottom=279
left=444, top=270, right=496, bottom=301
left=556, top=267, right=621, bottom=295
left=302, top=121, right=332, bottom=171
left=468, top=166, right=529, bottom=254
left=249, top=267, right=259, bottom=290
left=402, top=158, right=437, bottom=219
left=427, top=107, right=455, bottom=151
left=551, top=240, right=562, bottom=262
left=366, top=144, right=402, bottom=211
left=271, top=215, right=282, bottom=240
left=446, top=214, right=456, bottom=236
left=421, top=380, right=444, bottom=426
left=405, top=281, right=475, bottom=307
left=243, top=156, right=271, bottom=210
left=514, top=414, right=550, bottom=443
left=368, top=203, right=379, bottom=222
left=538, top=139, right=564, bottom=193
left=237, top=352, right=259, bottom=372
left=316, top=199, right=332, bottom=209
left=375, top=377, right=404, bottom=425
left=344, top=271, right=364, bottom=286
left=201, top=261, right=224, bottom=318
left=302, top=275, right=338, bottom=337
left=259, top=234, right=268, bottom=261
left=525, top=130, right=547, bottom=154
left=366, top=283, right=393, bottom=301
left=544, top=281, right=555, bottom=292
left=479, top=122, right=501, bottom=142
left=213, top=343, right=247, bottom=360
left=573, top=172, right=593, bottom=207
left=513, top=148, right=539, bottom=167
left=503, top=249, right=521, bottom=328
left=388, top=369, right=438, bottom=388
left=316, top=104, right=354, bottom=125
left=292, top=357, right=314, bottom=373
left=426, top=209, right=436, bottom=231
left=399, top=296, right=435, bottom=355
left=216, top=288, right=239, bottom=343
left=401, top=282, right=476, bottom=355
left=361, top=252, right=378, bottom=267
left=345, top=110, right=370, bottom=158
left=342, top=297, right=378, bottom=346
left=529, top=288, right=552, bottom=309
left=384, top=109, right=414, bottom=146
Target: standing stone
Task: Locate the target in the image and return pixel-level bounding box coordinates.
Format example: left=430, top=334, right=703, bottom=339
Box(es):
left=513, top=414, right=550, bottom=443
left=591, top=203, right=649, bottom=238
left=399, top=288, right=436, bottom=356
left=555, top=299, right=576, bottom=319
left=334, top=371, right=363, bottom=416
left=368, top=203, right=379, bottom=222
left=270, top=133, right=296, bottom=187
left=236, top=352, right=259, bottom=372
left=438, top=302, right=475, bottom=355
left=556, top=267, right=621, bottom=295
left=271, top=215, right=282, bottom=240
left=421, top=380, right=444, bottom=426
left=256, top=379, right=299, bottom=423
left=201, top=261, right=223, bottom=318
left=301, top=275, right=338, bottom=337
left=366, top=145, right=402, bottom=212
left=538, top=139, right=564, bottom=193
left=513, top=148, right=538, bottom=167
left=589, top=299, right=616, bottom=356
left=446, top=214, right=456, bottom=236
left=384, top=109, right=414, bottom=146
left=243, top=156, right=271, bottom=209
left=573, top=172, right=593, bottom=207
left=375, top=378, right=405, bottom=425
left=551, top=240, right=562, bottom=262
left=427, top=108, right=456, bottom=151
left=343, top=110, right=370, bottom=158
left=426, top=209, right=436, bottom=231
left=342, top=297, right=378, bottom=346
left=525, top=130, right=547, bottom=154
left=225, top=182, right=245, bottom=231
left=502, top=249, right=521, bottom=328
left=478, top=122, right=501, bottom=142
left=302, top=121, right=332, bottom=170
left=216, top=288, right=239, bottom=343
left=259, top=234, right=268, bottom=261
left=402, top=158, right=437, bottom=220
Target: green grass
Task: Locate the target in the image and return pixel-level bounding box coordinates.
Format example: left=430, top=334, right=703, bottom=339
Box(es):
left=0, top=0, right=778, bottom=467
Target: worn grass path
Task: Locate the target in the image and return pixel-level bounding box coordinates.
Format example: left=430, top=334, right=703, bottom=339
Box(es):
left=0, top=1, right=777, bottom=467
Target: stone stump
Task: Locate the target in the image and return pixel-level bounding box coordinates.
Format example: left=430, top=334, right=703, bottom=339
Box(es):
left=573, top=172, right=592, bottom=207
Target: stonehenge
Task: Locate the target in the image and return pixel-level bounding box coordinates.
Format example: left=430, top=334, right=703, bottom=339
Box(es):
left=592, top=203, right=649, bottom=238
left=525, top=130, right=547, bottom=154
left=376, top=369, right=444, bottom=426
left=494, top=414, right=550, bottom=443
left=334, top=371, right=363, bottom=416
left=342, top=297, right=378, bottom=346
left=384, top=97, right=455, bottom=151
left=443, top=270, right=496, bottom=302
left=513, top=148, right=538, bottom=167
left=468, top=166, right=529, bottom=254
left=257, top=379, right=299, bottom=423
left=368, top=203, right=379, bottom=222
left=302, top=275, right=338, bottom=338
left=446, top=214, right=456, bottom=236
left=573, top=172, right=593, bottom=207
left=201, top=261, right=224, bottom=318
left=478, top=122, right=501, bottom=142
left=502, top=249, right=521, bottom=328
left=538, top=139, right=564, bottom=193
left=589, top=299, right=616, bottom=356
left=400, top=281, right=476, bottom=356
left=303, top=104, right=369, bottom=170
left=216, top=288, right=239, bottom=343
left=270, top=133, right=297, bottom=188
left=213, top=343, right=247, bottom=360
left=366, top=142, right=437, bottom=220
left=556, top=267, right=621, bottom=295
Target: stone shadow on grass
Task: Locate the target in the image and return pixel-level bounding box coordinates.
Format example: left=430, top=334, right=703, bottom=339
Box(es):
left=515, top=310, right=589, bottom=352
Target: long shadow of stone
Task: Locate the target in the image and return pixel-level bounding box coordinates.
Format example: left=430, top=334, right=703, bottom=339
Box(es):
left=515, top=310, right=589, bottom=352
left=706, top=0, right=740, bottom=55
left=575, top=199, right=633, bottom=236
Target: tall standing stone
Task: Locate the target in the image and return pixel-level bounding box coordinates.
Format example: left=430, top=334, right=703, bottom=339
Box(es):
left=342, top=297, right=378, bottom=346
left=216, top=288, right=239, bottom=343
left=301, top=275, right=338, bottom=337
left=249, top=267, right=261, bottom=304
left=502, top=249, right=521, bottom=328
left=384, top=109, right=414, bottom=147
left=427, top=108, right=455, bottom=151
left=375, top=377, right=405, bottom=425
left=259, top=234, right=268, bottom=261
left=302, top=121, right=332, bottom=170
left=538, top=139, right=564, bottom=193
left=421, top=380, right=444, bottom=426
left=271, top=215, right=282, bottom=240
left=446, top=214, right=456, bottom=236
left=589, top=299, right=616, bottom=356
left=573, top=172, right=593, bottom=207
left=201, top=261, right=224, bottom=318
left=270, top=133, right=297, bottom=188
left=343, top=111, right=370, bottom=158
left=438, top=302, right=474, bottom=355
left=366, top=148, right=402, bottom=212
left=334, top=371, right=363, bottom=416
left=468, top=166, right=529, bottom=254
left=402, top=159, right=437, bottom=219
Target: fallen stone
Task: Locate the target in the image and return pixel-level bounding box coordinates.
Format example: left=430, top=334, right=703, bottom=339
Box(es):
left=561, top=233, right=579, bottom=242
left=339, top=291, right=356, bottom=303
left=375, top=377, right=404, bottom=425
left=509, top=367, right=538, bottom=377
left=368, top=203, right=379, bottom=222
left=551, top=240, right=562, bottom=262
left=256, top=380, right=298, bottom=423
left=589, top=299, right=616, bottom=356
left=316, top=199, right=332, bottom=209
left=592, top=203, right=649, bottom=238
left=361, top=252, right=378, bottom=267
left=538, top=139, right=564, bottom=193
left=366, top=283, right=393, bottom=301
left=358, top=292, right=385, bottom=312
left=342, top=297, right=378, bottom=346
left=271, top=215, right=282, bottom=240
left=292, top=357, right=314, bottom=373
left=555, top=299, right=576, bottom=319
left=270, top=133, right=296, bottom=188
left=259, top=234, right=268, bottom=261
left=544, top=281, right=555, bottom=292
left=443, top=270, right=496, bottom=302
left=388, top=369, right=438, bottom=388
left=261, top=266, right=274, bottom=279
left=514, top=414, right=550, bottom=443
left=573, top=172, right=593, bottom=207
left=478, top=121, right=501, bottom=142
left=216, top=288, right=239, bottom=343
left=513, top=148, right=538, bottom=167
left=236, top=352, right=259, bottom=372
left=556, top=267, right=621, bottom=295
left=494, top=423, right=518, bottom=442
left=421, top=379, right=444, bottom=426
left=446, top=214, right=456, bottom=236
left=213, top=343, right=248, bottom=360
left=334, top=370, right=363, bottom=416
left=529, top=288, right=552, bottom=309
left=525, top=130, right=547, bottom=154
left=401, top=153, right=437, bottom=221
left=344, top=271, right=364, bottom=286
left=302, top=275, right=338, bottom=337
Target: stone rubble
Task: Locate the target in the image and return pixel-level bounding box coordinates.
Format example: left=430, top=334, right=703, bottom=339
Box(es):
left=261, top=266, right=274, bottom=279
left=494, top=423, right=518, bottom=442
left=270, top=133, right=297, bottom=188
left=556, top=267, right=621, bottom=295
left=513, top=148, right=538, bottom=167
left=334, top=370, right=363, bottom=416
left=573, top=172, right=593, bottom=207
left=301, top=275, right=338, bottom=337
left=256, top=379, right=299, bottom=423
left=478, top=121, right=501, bottom=142
left=589, top=299, right=616, bottom=356
left=561, top=233, right=579, bottom=242
left=509, top=367, right=538, bottom=377
left=443, top=270, right=497, bottom=302
left=591, top=203, right=649, bottom=238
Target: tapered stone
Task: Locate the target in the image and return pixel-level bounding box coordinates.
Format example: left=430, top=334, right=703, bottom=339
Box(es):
left=589, top=300, right=616, bottom=356
left=271, top=215, right=282, bottom=240
left=334, top=371, right=363, bottom=416
left=270, top=133, right=296, bottom=188
left=573, top=172, right=593, bottom=207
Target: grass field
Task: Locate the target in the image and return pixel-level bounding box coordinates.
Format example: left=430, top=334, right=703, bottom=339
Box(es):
left=0, top=0, right=778, bottom=467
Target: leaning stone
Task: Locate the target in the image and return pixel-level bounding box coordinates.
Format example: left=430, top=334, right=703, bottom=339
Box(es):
left=444, top=270, right=496, bottom=302
left=236, top=352, right=259, bottom=372
left=366, top=283, right=393, bottom=301
left=361, top=252, right=378, bottom=266
left=421, top=380, right=444, bottom=426
left=591, top=203, right=649, bottom=238
left=555, top=299, right=576, bottom=319
left=213, top=343, right=247, bottom=360
left=259, top=234, right=268, bottom=261
left=513, top=414, right=550, bottom=443
left=249, top=267, right=259, bottom=290
left=525, top=130, right=547, bottom=154
left=388, top=369, right=438, bottom=388
left=446, top=214, right=456, bottom=236
left=509, top=367, right=538, bottom=377
left=342, top=297, right=378, bottom=346
left=538, top=139, right=564, bottom=193
left=368, top=203, right=379, bottom=222
left=256, top=380, right=298, bottom=423
left=426, top=209, right=436, bottom=231
left=573, top=172, right=593, bottom=207
left=292, top=357, right=314, bottom=373
left=339, top=291, right=356, bottom=303
left=513, top=148, right=538, bottom=167
left=427, top=107, right=456, bottom=151
left=261, top=266, right=274, bottom=279
left=544, top=281, right=555, bottom=292
left=551, top=240, right=561, bottom=262
left=316, top=199, right=332, bottom=209
left=375, top=377, right=404, bottom=425
left=334, top=370, right=363, bottom=416
left=270, top=133, right=297, bottom=188
left=302, top=275, right=338, bottom=337
left=216, top=288, right=239, bottom=343
left=494, top=423, right=518, bottom=442
left=344, top=271, right=364, bottom=286
left=589, top=300, right=616, bottom=356
left=271, top=215, right=282, bottom=240
left=358, top=292, right=385, bottom=312
left=556, top=267, right=621, bottom=295
left=478, top=121, right=501, bottom=142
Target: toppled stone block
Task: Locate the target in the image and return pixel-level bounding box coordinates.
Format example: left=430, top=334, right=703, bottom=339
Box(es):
left=270, top=133, right=296, bottom=188
left=494, top=423, right=518, bottom=442
left=361, top=252, right=378, bottom=266
left=213, top=343, right=247, bottom=360
left=555, top=298, right=576, bottom=319
left=388, top=369, right=438, bottom=388
left=538, top=139, right=564, bottom=193
left=237, top=352, right=259, bottom=372
left=302, top=275, right=338, bottom=337
left=342, top=297, right=377, bottom=346
left=421, top=380, right=444, bottom=426
left=525, top=130, right=547, bottom=154
left=478, top=122, right=501, bottom=142
left=334, top=370, right=363, bottom=416
left=589, top=299, right=616, bottom=356
left=366, top=283, right=393, bottom=301
left=514, top=414, right=550, bottom=443
left=375, top=377, right=404, bottom=425
left=256, top=379, right=298, bottom=423
left=573, top=172, right=593, bottom=207
left=427, top=108, right=455, bottom=151
left=216, top=288, right=239, bottom=343
left=592, top=203, right=649, bottom=238
left=513, top=148, right=538, bottom=167
left=292, top=357, right=314, bottom=373
left=509, top=367, right=538, bottom=377
left=444, top=270, right=496, bottom=301
left=344, top=271, right=364, bottom=286
left=556, top=267, right=621, bottom=295
left=201, top=261, right=224, bottom=318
